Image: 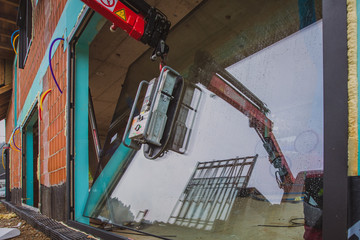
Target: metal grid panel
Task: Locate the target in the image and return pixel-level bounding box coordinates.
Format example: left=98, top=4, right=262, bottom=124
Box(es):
left=168, top=155, right=257, bottom=230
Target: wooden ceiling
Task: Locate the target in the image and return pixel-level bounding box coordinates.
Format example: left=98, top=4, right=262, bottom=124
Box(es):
left=0, top=84, right=12, bottom=119
left=0, top=0, right=18, bottom=121
left=0, top=0, right=19, bottom=61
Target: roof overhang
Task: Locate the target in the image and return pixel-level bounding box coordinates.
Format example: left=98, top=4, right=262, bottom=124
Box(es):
left=0, top=0, right=19, bottom=121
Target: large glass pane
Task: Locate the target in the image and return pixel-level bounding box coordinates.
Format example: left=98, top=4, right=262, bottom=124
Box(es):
left=85, top=0, right=323, bottom=239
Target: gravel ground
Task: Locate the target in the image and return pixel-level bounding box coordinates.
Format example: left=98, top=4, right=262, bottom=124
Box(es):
left=0, top=202, right=50, bottom=240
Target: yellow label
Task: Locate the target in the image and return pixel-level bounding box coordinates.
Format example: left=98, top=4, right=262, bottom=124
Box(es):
left=115, top=9, right=126, bottom=21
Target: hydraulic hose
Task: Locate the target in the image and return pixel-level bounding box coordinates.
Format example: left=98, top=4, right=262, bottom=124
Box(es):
left=12, top=34, right=19, bottom=55
left=2, top=148, right=5, bottom=169
left=39, top=89, right=52, bottom=120
left=10, top=30, right=19, bottom=48
left=49, top=38, right=65, bottom=94
left=8, top=130, right=19, bottom=152
left=11, top=127, right=21, bottom=151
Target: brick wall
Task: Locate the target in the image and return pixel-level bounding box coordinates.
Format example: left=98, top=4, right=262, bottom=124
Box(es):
left=6, top=0, right=68, bottom=199
left=17, top=0, right=67, bottom=114
left=41, top=43, right=67, bottom=187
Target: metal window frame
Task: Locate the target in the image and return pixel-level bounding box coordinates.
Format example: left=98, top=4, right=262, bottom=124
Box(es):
left=322, top=0, right=348, bottom=239
left=66, top=6, right=93, bottom=222
left=17, top=0, right=33, bottom=69
left=66, top=0, right=349, bottom=239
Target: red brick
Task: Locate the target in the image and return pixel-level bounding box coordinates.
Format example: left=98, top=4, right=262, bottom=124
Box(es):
left=48, top=156, right=53, bottom=172
left=60, top=150, right=65, bottom=168
left=50, top=172, right=54, bottom=185
left=7, top=0, right=68, bottom=189
left=40, top=175, right=45, bottom=185
left=56, top=153, right=60, bottom=170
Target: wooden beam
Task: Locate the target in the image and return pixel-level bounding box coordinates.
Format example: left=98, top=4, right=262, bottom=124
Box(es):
left=0, top=27, right=18, bottom=38
left=0, top=113, right=8, bottom=121
left=0, top=101, right=10, bottom=109
left=0, top=101, right=9, bottom=108
left=0, top=59, right=4, bottom=86
left=0, top=88, right=12, bottom=95
left=0, top=38, right=12, bottom=45
left=0, top=43, right=12, bottom=51
left=0, top=16, right=17, bottom=25
left=0, top=106, right=10, bottom=119
left=0, top=51, right=15, bottom=60
left=0, top=33, right=11, bottom=39
left=0, top=86, right=12, bottom=95
left=0, top=85, right=12, bottom=95
left=0, top=22, right=17, bottom=31
left=0, top=0, right=18, bottom=7
left=0, top=57, right=14, bottom=61
left=0, top=84, right=12, bottom=120
left=0, top=46, right=12, bottom=52
left=0, top=100, right=11, bottom=109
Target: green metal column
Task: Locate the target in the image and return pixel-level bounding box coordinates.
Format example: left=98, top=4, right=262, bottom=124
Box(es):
left=74, top=42, right=89, bottom=224
left=74, top=13, right=105, bottom=224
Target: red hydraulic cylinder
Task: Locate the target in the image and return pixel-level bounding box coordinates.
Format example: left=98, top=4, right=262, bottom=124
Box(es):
left=81, top=0, right=145, bottom=40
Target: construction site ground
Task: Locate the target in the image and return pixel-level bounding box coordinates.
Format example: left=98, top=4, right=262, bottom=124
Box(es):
left=0, top=202, right=50, bottom=240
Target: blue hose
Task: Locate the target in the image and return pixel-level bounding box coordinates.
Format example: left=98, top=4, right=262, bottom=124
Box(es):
left=10, top=30, right=19, bottom=48
left=49, top=38, right=65, bottom=94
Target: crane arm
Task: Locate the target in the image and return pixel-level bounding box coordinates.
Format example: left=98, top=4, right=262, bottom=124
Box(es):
left=81, top=0, right=171, bottom=60
left=207, top=73, right=295, bottom=191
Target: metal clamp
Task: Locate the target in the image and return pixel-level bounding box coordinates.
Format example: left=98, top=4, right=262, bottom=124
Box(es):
left=142, top=66, right=180, bottom=139
left=123, top=66, right=181, bottom=152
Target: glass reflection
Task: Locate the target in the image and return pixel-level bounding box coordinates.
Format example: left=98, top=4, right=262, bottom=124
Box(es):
left=84, top=1, right=323, bottom=239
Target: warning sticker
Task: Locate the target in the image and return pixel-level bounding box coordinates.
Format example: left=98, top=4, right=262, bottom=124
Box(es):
left=96, top=0, right=116, bottom=12
left=115, top=9, right=127, bottom=21
left=100, top=0, right=115, bottom=7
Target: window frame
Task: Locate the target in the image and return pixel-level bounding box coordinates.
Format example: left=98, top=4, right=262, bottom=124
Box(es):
left=322, top=0, right=348, bottom=239
left=66, top=0, right=349, bottom=239
left=17, top=0, right=33, bottom=69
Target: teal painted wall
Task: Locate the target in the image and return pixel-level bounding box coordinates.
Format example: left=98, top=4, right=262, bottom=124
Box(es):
left=74, top=12, right=104, bottom=224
